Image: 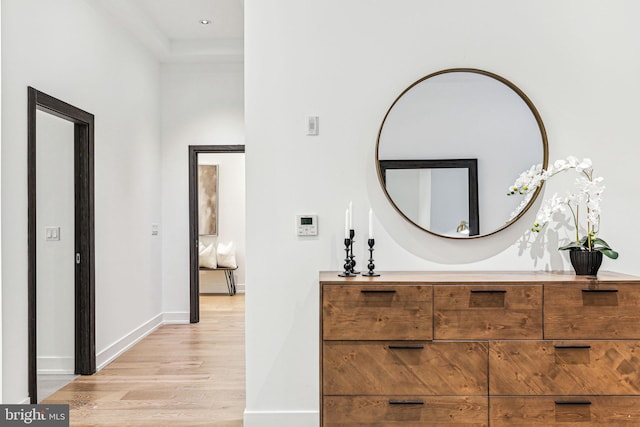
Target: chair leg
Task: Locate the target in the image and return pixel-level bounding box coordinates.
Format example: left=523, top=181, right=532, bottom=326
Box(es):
left=230, top=271, right=237, bottom=295
left=224, top=271, right=233, bottom=296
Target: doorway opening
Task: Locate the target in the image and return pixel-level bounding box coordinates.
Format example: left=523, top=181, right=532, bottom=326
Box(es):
left=188, top=145, right=245, bottom=323
left=28, top=87, right=96, bottom=403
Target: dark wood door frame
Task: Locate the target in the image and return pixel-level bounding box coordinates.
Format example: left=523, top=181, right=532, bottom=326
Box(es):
left=28, top=87, right=96, bottom=403
left=189, top=145, right=245, bottom=323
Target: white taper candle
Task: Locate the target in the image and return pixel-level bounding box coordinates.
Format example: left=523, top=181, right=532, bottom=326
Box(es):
left=344, top=208, right=349, bottom=238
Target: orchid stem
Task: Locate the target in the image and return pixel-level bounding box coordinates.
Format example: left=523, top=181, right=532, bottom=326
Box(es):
left=567, top=202, right=580, bottom=243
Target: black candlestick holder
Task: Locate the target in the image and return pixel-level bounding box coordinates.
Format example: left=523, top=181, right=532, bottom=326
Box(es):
left=362, top=238, right=380, bottom=277
left=348, top=229, right=359, bottom=274
left=338, top=237, right=357, bottom=277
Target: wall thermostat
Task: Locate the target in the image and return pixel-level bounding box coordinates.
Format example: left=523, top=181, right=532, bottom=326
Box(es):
left=296, top=215, right=318, bottom=236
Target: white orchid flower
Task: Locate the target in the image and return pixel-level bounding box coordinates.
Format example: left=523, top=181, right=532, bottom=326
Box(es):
left=507, top=155, right=616, bottom=259
left=566, top=156, right=579, bottom=167
left=576, top=158, right=593, bottom=173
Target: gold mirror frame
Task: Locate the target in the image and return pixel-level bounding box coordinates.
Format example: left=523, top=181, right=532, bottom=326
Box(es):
left=375, top=68, right=549, bottom=239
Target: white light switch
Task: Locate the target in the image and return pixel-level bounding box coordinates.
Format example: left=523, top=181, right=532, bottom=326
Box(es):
left=151, top=223, right=159, bottom=236
left=307, top=116, right=319, bottom=136
left=45, top=226, right=60, bottom=241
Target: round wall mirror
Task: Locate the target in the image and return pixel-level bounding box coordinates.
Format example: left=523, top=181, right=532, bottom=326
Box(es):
left=376, top=68, right=548, bottom=238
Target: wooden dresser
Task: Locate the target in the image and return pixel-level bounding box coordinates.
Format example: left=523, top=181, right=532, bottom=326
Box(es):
left=320, top=271, right=640, bottom=426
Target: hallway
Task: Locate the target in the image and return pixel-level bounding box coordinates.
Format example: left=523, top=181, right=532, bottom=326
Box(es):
left=43, top=295, right=245, bottom=426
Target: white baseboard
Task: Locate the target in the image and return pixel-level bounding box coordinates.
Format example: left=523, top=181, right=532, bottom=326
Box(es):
left=200, top=281, right=245, bottom=294
left=37, top=356, right=74, bottom=374
left=96, top=313, right=163, bottom=370
left=162, top=311, right=190, bottom=324
left=243, top=410, right=318, bottom=427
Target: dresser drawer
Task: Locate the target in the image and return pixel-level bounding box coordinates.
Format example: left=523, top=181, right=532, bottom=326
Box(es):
left=433, top=285, right=542, bottom=340
left=323, top=285, right=432, bottom=340
left=323, top=341, right=487, bottom=396
left=491, top=396, right=640, bottom=426
left=489, top=341, right=640, bottom=395
left=323, top=396, right=488, bottom=426
left=545, top=283, right=640, bottom=339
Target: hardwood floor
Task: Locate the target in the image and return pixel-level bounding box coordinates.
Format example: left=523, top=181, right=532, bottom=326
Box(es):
left=43, top=294, right=245, bottom=426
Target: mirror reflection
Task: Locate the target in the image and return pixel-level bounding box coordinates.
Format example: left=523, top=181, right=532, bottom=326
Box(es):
left=380, top=159, right=479, bottom=237
left=376, top=68, right=548, bottom=238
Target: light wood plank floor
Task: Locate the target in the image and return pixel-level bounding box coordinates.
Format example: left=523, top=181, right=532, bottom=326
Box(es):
left=43, top=294, right=245, bottom=426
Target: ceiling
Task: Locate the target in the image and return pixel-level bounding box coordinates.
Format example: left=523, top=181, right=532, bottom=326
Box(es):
left=93, top=0, right=244, bottom=63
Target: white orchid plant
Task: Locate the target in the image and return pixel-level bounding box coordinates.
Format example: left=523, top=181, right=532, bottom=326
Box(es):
left=507, top=156, right=618, bottom=259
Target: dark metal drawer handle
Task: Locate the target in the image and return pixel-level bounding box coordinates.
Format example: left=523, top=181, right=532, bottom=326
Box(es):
left=582, top=289, right=618, bottom=293
left=389, top=400, right=424, bottom=405
left=360, top=289, right=396, bottom=293
left=470, top=289, right=507, bottom=293
left=554, top=345, right=591, bottom=349
left=388, top=344, right=424, bottom=350
left=555, top=400, right=592, bottom=405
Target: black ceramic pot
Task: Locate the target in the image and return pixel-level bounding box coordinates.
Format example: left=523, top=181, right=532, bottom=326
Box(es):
left=569, top=250, right=603, bottom=276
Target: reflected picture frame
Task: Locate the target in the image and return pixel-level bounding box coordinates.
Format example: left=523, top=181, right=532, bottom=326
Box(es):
left=379, top=158, right=479, bottom=236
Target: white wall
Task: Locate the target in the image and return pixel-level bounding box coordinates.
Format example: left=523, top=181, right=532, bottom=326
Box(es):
left=1, top=0, right=162, bottom=403
left=35, top=111, right=75, bottom=374
left=160, top=63, right=244, bottom=316
left=198, top=153, right=246, bottom=293
left=431, top=169, right=468, bottom=236
left=244, top=0, right=640, bottom=425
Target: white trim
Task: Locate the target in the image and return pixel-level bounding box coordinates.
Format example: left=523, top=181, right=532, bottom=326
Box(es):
left=243, top=410, right=319, bottom=427
left=199, top=283, right=245, bottom=295
left=162, top=311, right=190, bottom=324
left=96, top=313, right=163, bottom=370
left=37, top=356, right=74, bottom=375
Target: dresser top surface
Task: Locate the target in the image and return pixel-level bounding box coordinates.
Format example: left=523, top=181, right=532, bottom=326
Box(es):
left=320, top=270, right=640, bottom=284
